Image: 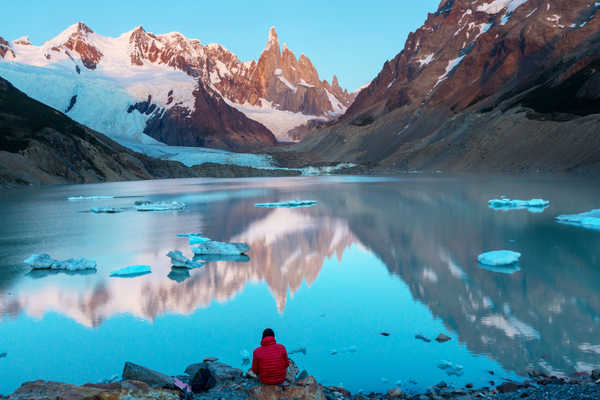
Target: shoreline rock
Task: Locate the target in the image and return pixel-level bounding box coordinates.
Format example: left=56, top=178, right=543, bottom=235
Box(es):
left=7, top=360, right=600, bottom=400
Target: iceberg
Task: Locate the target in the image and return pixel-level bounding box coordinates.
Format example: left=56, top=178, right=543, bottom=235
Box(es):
left=24, top=254, right=97, bottom=271
left=478, top=250, right=521, bottom=266
left=255, top=200, right=317, bottom=208
left=110, top=265, right=151, bottom=277
left=135, top=201, right=186, bottom=212
left=176, top=232, right=204, bottom=238
left=192, top=240, right=250, bottom=256
left=68, top=195, right=115, bottom=201
left=90, top=207, right=123, bottom=214
left=166, top=251, right=206, bottom=269
left=556, top=209, right=600, bottom=231
left=488, top=198, right=550, bottom=212
left=189, top=236, right=210, bottom=245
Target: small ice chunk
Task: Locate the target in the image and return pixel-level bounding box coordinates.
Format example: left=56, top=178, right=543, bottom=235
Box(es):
left=189, top=236, right=210, bottom=245
left=110, top=265, right=151, bottom=277
left=437, top=360, right=464, bottom=376
left=489, top=198, right=549, bottom=212
left=24, top=254, right=97, bottom=271
left=556, top=209, right=600, bottom=231
left=192, top=241, right=250, bottom=256
left=166, top=251, right=206, bottom=269
left=90, top=207, right=123, bottom=214
left=478, top=250, right=521, bottom=266
left=177, top=232, right=203, bottom=238
left=68, top=196, right=114, bottom=201
left=136, top=201, right=186, bottom=212
left=255, top=200, right=317, bottom=208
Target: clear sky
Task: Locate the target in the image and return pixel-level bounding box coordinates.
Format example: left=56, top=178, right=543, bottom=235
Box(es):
left=1, top=0, right=440, bottom=91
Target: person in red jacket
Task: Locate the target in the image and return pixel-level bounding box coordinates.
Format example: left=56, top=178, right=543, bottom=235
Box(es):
left=251, top=328, right=290, bottom=385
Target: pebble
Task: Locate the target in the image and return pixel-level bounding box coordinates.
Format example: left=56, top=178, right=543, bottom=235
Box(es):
left=435, top=333, right=452, bottom=343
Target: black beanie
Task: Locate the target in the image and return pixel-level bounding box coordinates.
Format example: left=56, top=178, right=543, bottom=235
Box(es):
left=262, top=328, right=275, bottom=338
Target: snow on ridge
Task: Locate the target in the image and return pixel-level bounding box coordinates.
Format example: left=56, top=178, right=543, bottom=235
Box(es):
left=477, top=0, right=529, bottom=14
left=416, top=53, right=435, bottom=67
left=225, top=98, right=325, bottom=141
left=325, top=89, right=347, bottom=116
left=278, top=75, right=297, bottom=92
left=435, top=55, right=465, bottom=87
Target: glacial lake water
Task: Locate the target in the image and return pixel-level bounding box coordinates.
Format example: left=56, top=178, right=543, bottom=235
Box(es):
left=0, top=175, right=599, bottom=395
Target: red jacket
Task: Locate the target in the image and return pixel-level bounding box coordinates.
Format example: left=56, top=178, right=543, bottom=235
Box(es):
left=251, top=336, right=289, bottom=385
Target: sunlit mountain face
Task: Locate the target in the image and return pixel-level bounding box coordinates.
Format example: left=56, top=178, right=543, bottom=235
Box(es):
left=0, top=176, right=599, bottom=394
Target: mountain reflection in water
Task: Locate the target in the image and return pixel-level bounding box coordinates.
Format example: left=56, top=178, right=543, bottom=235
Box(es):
left=0, top=176, right=599, bottom=394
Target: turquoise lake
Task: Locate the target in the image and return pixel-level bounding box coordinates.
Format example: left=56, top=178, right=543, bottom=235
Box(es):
left=0, top=175, right=599, bottom=395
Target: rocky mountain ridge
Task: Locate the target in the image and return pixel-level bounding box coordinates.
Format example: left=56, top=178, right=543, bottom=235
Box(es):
left=292, top=0, right=600, bottom=173
left=0, top=23, right=353, bottom=149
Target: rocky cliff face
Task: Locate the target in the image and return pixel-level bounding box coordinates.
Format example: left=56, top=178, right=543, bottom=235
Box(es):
left=294, top=0, right=600, bottom=173
left=0, top=24, right=352, bottom=146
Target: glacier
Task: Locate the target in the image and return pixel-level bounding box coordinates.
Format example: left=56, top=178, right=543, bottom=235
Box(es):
left=24, top=254, right=97, bottom=271
left=555, top=209, right=600, bottom=231
left=477, top=250, right=521, bottom=266
left=255, top=200, right=317, bottom=208
left=109, top=265, right=152, bottom=277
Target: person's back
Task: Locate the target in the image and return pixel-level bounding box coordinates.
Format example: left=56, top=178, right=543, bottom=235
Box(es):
left=251, top=328, right=289, bottom=385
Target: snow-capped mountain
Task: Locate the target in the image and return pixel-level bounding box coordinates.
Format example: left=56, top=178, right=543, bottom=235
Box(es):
left=0, top=23, right=353, bottom=150
left=295, top=0, right=600, bottom=173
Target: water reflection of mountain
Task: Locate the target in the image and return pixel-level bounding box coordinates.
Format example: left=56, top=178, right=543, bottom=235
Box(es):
left=323, top=179, right=600, bottom=377
left=0, top=206, right=357, bottom=326
left=1, top=177, right=600, bottom=379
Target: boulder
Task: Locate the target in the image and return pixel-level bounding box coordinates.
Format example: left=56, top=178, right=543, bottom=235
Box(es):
left=122, top=361, right=173, bottom=388
left=435, top=333, right=451, bottom=343
left=497, top=382, right=521, bottom=393
left=185, top=361, right=242, bottom=382
left=190, top=363, right=217, bottom=392
left=9, top=380, right=179, bottom=400
left=203, top=356, right=219, bottom=362
left=248, top=376, right=325, bottom=400
left=592, top=369, right=600, bottom=380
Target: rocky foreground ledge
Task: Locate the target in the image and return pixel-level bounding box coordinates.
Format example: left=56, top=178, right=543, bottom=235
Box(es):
left=4, top=359, right=600, bottom=400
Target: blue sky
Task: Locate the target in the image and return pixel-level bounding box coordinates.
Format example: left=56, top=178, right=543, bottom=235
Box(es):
left=1, top=0, right=440, bottom=91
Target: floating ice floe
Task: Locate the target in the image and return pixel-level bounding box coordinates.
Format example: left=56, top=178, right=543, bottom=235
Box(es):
left=166, top=251, right=206, bottom=269
left=478, top=250, right=521, bottom=266
left=488, top=198, right=550, bottom=213
left=189, top=236, right=210, bottom=245
left=24, top=254, right=97, bottom=271
left=90, top=207, right=123, bottom=214
left=136, top=201, right=186, bottom=212
left=176, top=232, right=203, bottom=238
left=110, top=265, right=151, bottom=277
left=437, top=360, right=464, bottom=376
left=192, top=240, right=250, bottom=256
left=68, top=196, right=115, bottom=201
left=255, top=200, right=317, bottom=208
left=555, top=209, right=600, bottom=231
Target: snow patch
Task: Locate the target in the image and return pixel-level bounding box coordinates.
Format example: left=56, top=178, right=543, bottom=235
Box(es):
left=435, top=55, right=465, bottom=87
left=416, top=53, right=435, bottom=67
